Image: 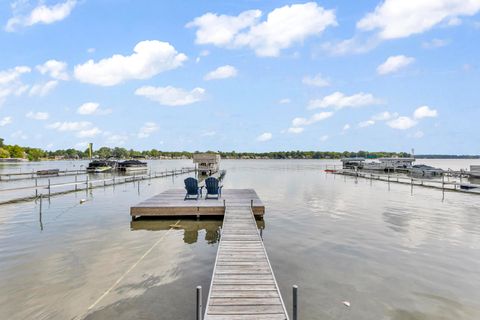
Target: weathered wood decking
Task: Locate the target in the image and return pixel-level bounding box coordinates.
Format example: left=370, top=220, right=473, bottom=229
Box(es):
left=130, top=189, right=288, bottom=319
left=204, top=206, right=289, bottom=320
left=130, top=189, right=265, bottom=218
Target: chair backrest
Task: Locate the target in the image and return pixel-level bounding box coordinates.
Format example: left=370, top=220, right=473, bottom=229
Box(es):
left=184, top=177, right=199, bottom=194
left=205, top=177, right=219, bottom=194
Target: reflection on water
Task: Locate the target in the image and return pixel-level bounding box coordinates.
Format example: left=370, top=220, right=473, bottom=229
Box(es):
left=1, top=159, right=480, bottom=320
left=131, top=218, right=265, bottom=245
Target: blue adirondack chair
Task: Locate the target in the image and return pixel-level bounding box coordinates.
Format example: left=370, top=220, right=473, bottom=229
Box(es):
left=205, top=177, right=223, bottom=199
left=184, top=177, right=203, bottom=200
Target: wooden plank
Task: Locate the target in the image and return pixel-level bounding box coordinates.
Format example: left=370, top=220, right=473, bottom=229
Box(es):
left=204, top=206, right=288, bottom=320
left=206, top=315, right=287, bottom=320
left=208, top=305, right=286, bottom=315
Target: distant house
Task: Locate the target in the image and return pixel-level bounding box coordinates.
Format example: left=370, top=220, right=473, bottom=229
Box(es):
left=193, top=153, right=220, bottom=175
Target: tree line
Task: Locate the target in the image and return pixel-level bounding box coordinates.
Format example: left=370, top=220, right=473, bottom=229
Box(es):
left=2, top=137, right=477, bottom=161
left=0, top=138, right=416, bottom=161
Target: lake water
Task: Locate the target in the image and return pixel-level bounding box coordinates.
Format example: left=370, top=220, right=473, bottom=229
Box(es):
left=1, top=159, right=480, bottom=319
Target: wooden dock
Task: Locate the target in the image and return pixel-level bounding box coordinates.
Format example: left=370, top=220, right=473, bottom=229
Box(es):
left=129, top=189, right=289, bottom=319
left=204, top=205, right=289, bottom=319
left=130, top=189, right=265, bottom=218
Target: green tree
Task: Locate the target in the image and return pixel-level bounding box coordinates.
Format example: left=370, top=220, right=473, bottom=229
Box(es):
left=112, top=147, right=129, bottom=159
left=26, top=148, right=45, bottom=161
left=7, top=145, right=25, bottom=158
left=0, top=148, right=10, bottom=158
left=96, top=147, right=112, bottom=159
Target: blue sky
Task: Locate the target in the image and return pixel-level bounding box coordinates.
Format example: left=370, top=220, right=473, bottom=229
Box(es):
left=0, top=0, right=479, bottom=154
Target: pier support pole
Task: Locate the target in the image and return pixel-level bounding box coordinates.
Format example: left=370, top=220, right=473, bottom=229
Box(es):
left=35, top=178, right=38, bottom=197
left=75, top=175, right=78, bottom=191
left=48, top=179, right=51, bottom=198
left=196, top=286, right=202, bottom=320
left=293, top=285, right=298, bottom=320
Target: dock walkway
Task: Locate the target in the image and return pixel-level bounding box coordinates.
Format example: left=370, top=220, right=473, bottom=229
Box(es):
left=204, top=205, right=288, bottom=320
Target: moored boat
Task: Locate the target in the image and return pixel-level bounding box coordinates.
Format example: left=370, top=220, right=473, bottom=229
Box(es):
left=117, top=159, right=148, bottom=172
left=87, top=160, right=117, bottom=173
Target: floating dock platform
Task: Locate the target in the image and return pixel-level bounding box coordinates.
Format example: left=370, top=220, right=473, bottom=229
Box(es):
left=130, top=189, right=265, bottom=218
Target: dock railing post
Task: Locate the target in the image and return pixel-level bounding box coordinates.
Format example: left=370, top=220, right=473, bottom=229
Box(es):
left=75, top=175, right=78, bottom=191
left=48, top=179, right=51, bottom=198
left=35, top=178, right=38, bottom=197
left=293, top=285, right=298, bottom=320
left=251, top=199, right=253, bottom=208
left=196, top=286, right=202, bottom=320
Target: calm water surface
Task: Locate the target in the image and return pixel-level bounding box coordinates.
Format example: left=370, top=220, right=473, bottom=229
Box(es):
left=1, top=159, right=480, bottom=319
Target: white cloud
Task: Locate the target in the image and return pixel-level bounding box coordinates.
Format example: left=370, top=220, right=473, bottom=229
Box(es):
left=187, top=2, right=337, bottom=57
left=0, top=66, right=31, bottom=85
left=87, top=48, right=95, bottom=54
left=422, top=38, right=449, bottom=49
left=358, top=120, right=375, bottom=128
left=343, top=124, right=350, bottom=131
left=36, top=60, right=69, bottom=80
left=319, top=135, right=329, bottom=141
left=302, top=73, right=330, bottom=87
left=371, top=111, right=398, bottom=121
left=47, top=121, right=91, bottom=131
left=204, top=65, right=238, bottom=80
left=135, top=86, right=205, bottom=106
left=29, top=80, right=58, bottom=96
left=26, top=111, right=49, bottom=120
left=387, top=116, right=418, bottom=130
left=0, top=66, right=31, bottom=104
left=0, top=116, right=13, bottom=126
left=292, top=111, right=333, bottom=127
left=321, top=36, right=380, bottom=56
left=287, top=127, right=304, bottom=134
left=413, top=105, right=438, bottom=119
left=358, top=111, right=399, bottom=128
left=187, top=10, right=262, bottom=46
left=76, top=127, right=101, bottom=138
left=195, top=50, right=210, bottom=63
left=357, top=0, right=480, bottom=39
left=74, top=40, right=187, bottom=86
left=138, top=122, right=159, bottom=138
left=257, top=132, right=272, bottom=141
left=6, top=0, right=77, bottom=32
left=77, top=102, right=98, bottom=115
left=77, top=102, right=112, bottom=115
left=377, top=55, right=415, bottom=75
left=308, top=91, right=382, bottom=110
left=278, top=98, right=291, bottom=104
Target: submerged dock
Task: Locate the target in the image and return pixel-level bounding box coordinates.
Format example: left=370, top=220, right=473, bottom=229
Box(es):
left=130, top=189, right=289, bottom=319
